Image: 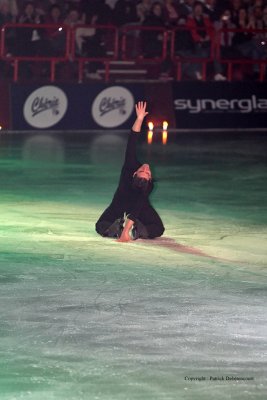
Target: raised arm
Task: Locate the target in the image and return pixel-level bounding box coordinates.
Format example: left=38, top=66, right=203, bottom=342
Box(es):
left=118, top=102, right=149, bottom=243
left=124, top=102, right=149, bottom=167
left=132, top=101, right=149, bottom=132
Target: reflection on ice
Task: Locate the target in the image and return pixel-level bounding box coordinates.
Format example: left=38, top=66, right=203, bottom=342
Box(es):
left=22, top=135, right=65, bottom=164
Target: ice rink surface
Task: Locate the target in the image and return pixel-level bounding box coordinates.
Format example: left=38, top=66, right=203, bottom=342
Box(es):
left=0, top=130, right=266, bottom=400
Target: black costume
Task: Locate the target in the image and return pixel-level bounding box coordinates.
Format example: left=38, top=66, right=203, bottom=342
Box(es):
left=96, top=130, right=164, bottom=239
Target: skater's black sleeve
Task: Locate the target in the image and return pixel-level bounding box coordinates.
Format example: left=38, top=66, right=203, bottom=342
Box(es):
left=127, top=191, right=151, bottom=223
left=123, top=130, right=140, bottom=169
left=123, top=130, right=154, bottom=222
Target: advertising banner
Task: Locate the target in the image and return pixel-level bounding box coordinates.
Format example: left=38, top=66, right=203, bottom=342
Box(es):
left=172, top=82, right=267, bottom=129
left=10, top=83, right=144, bottom=130
left=10, top=82, right=267, bottom=130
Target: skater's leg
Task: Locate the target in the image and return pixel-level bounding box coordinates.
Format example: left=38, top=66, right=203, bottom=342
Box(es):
left=133, top=207, right=164, bottom=239
left=96, top=207, right=124, bottom=238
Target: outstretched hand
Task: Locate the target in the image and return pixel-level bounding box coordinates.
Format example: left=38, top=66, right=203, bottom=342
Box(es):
left=135, top=101, right=149, bottom=120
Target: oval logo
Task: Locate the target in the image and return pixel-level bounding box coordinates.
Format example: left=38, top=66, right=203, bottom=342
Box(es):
left=23, top=86, right=68, bottom=128
left=92, top=86, right=134, bottom=128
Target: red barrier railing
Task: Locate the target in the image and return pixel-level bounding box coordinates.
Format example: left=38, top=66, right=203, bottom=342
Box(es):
left=70, top=24, right=118, bottom=82
left=0, top=23, right=266, bottom=82
left=215, top=28, right=267, bottom=81
left=1, top=23, right=71, bottom=81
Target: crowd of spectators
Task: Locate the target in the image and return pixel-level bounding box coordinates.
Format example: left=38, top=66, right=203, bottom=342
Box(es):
left=0, top=0, right=266, bottom=29
left=0, top=0, right=267, bottom=80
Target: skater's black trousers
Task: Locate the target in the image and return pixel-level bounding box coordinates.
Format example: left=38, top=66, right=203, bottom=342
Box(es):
left=96, top=206, right=164, bottom=239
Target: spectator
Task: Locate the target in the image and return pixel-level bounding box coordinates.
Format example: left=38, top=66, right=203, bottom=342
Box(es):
left=64, top=6, right=83, bottom=26
left=34, top=1, right=49, bottom=17
left=141, top=1, right=167, bottom=57
left=242, top=0, right=252, bottom=8
left=45, top=4, right=66, bottom=56
left=0, top=0, right=18, bottom=21
left=251, top=5, right=267, bottom=59
left=248, top=0, right=265, bottom=15
left=65, top=0, right=82, bottom=10
left=113, top=0, right=138, bottom=26
left=212, top=0, right=232, bottom=19
left=79, top=11, right=108, bottom=80
left=173, top=7, right=195, bottom=58
left=18, top=1, right=44, bottom=23
left=262, top=3, right=267, bottom=56
left=16, top=1, right=47, bottom=56
left=81, top=0, right=112, bottom=25
left=251, top=4, right=264, bottom=28
left=106, top=0, right=119, bottom=8
left=214, top=8, right=239, bottom=77
left=163, top=0, right=181, bottom=27
left=186, top=1, right=214, bottom=51
left=214, top=8, right=236, bottom=57
left=78, top=12, right=106, bottom=57
left=232, top=7, right=266, bottom=74
left=0, top=2, right=14, bottom=25
left=186, top=1, right=226, bottom=80
left=63, top=7, right=84, bottom=55
left=178, top=0, right=194, bottom=19
left=36, top=0, right=64, bottom=14
left=79, top=0, right=113, bottom=73
left=136, top=0, right=152, bottom=23
left=230, top=0, right=243, bottom=25
left=232, top=7, right=254, bottom=48
left=0, top=2, right=17, bottom=56
left=45, top=3, right=63, bottom=23
left=203, top=0, right=221, bottom=22
left=14, top=1, right=53, bottom=78
left=140, top=1, right=173, bottom=79
left=41, top=0, right=65, bottom=13
left=263, top=5, right=267, bottom=28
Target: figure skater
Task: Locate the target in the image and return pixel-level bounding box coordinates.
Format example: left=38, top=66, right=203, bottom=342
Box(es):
left=95, top=101, right=164, bottom=242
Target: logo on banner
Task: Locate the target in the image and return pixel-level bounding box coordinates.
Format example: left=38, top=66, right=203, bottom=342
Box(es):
left=92, top=86, right=134, bottom=127
left=174, top=95, right=267, bottom=114
left=23, top=86, right=68, bottom=128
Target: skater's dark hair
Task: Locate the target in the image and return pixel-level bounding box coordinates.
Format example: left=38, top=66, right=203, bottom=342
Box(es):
left=132, top=175, right=150, bottom=192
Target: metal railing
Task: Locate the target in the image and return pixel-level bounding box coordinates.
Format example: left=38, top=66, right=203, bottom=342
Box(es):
left=1, top=23, right=71, bottom=81
left=0, top=23, right=266, bottom=82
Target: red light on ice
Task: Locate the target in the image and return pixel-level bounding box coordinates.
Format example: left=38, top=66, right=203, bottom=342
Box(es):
left=162, top=130, right=168, bottom=145
left=147, top=130, right=153, bottom=144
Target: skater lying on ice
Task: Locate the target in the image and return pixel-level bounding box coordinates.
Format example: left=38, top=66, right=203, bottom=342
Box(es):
left=95, top=101, right=164, bottom=242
